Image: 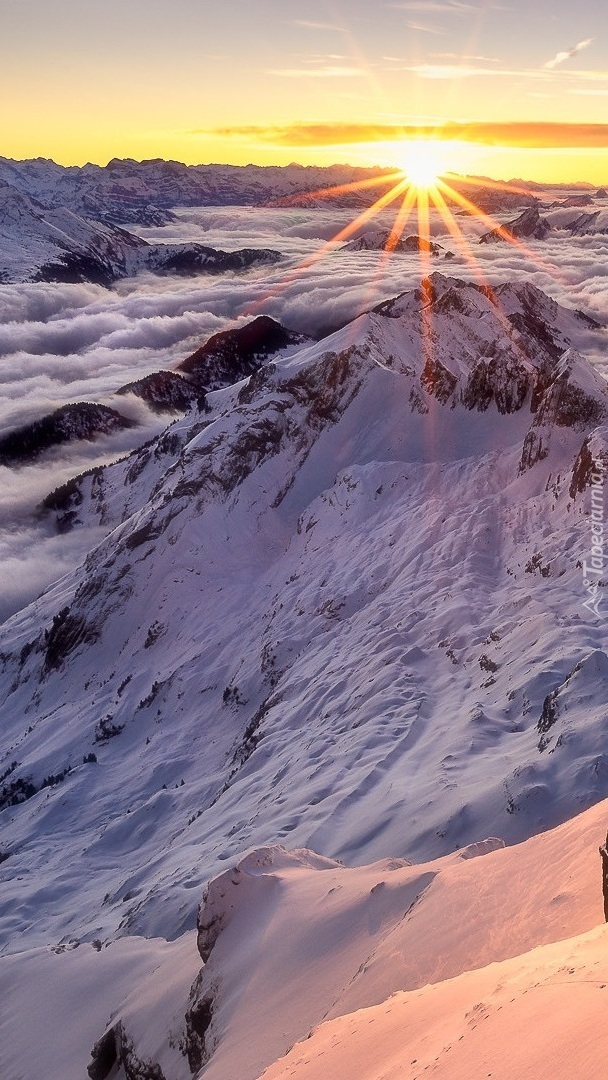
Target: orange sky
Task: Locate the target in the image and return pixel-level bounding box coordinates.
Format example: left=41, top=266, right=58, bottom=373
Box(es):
left=1, top=0, right=607, bottom=184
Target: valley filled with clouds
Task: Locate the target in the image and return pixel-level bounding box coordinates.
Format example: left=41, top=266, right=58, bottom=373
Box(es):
left=1, top=201, right=607, bottom=622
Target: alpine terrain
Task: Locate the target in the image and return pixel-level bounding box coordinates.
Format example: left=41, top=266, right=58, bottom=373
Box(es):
left=1, top=269, right=607, bottom=1079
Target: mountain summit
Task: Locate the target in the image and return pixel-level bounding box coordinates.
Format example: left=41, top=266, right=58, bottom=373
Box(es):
left=0, top=273, right=606, bottom=961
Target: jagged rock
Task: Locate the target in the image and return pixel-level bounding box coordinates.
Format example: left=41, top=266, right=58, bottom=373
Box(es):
left=461, top=352, right=530, bottom=414
left=184, top=972, right=214, bottom=1073
left=519, top=429, right=550, bottom=473
left=479, top=206, right=551, bottom=244
left=88, top=1022, right=166, bottom=1080
left=196, top=864, right=244, bottom=963
left=342, top=230, right=443, bottom=254
left=43, top=605, right=100, bottom=672
left=420, top=356, right=458, bottom=403
left=178, top=314, right=309, bottom=391
left=569, top=430, right=608, bottom=499
left=88, top=1028, right=119, bottom=1080
left=518, top=352, right=608, bottom=474
left=117, top=371, right=203, bottom=414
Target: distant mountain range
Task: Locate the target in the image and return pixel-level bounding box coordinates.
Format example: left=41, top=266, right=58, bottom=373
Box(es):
left=0, top=157, right=401, bottom=222
left=0, top=178, right=281, bottom=285
left=480, top=203, right=608, bottom=244
left=0, top=156, right=544, bottom=225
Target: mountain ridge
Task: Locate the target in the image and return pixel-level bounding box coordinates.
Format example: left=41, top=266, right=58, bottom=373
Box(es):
left=0, top=179, right=282, bottom=284
left=1, top=273, right=607, bottom=961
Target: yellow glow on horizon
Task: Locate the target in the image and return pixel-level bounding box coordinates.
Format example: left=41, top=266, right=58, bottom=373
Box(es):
left=2, top=113, right=608, bottom=187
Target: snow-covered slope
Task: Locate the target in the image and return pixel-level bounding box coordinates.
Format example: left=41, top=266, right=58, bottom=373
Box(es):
left=260, top=926, right=608, bottom=1080
left=4, top=796, right=607, bottom=1080
left=0, top=179, right=146, bottom=284
left=0, top=158, right=396, bottom=221
left=342, top=230, right=444, bottom=254
left=1, top=273, right=607, bottom=972
left=479, top=205, right=552, bottom=243
left=189, top=797, right=608, bottom=1079
left=0, top=180, right=281, bottom=284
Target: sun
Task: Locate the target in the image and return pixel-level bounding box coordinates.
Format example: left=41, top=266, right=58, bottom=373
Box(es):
left=400, top=139, right=447, bottom=190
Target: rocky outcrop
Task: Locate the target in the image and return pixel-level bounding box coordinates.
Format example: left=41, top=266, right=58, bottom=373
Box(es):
left=569, top=430, right=608, bottom=499
left=518, top=352, right=608, bottom=474
left=184, top=972, right=214, bottom=1074
left=88, top=1021, right=166, bottom=1080
left=479, top=206, right=551, bottom=244
left=178, top=315, right=309, bottom=391
left=461, top=351, right=531, bottom=414
left=0, top=403, right=136, bottom=466
left=343, top=230, right=443, bottom=254
left=117, top=371, right=203, bottom=414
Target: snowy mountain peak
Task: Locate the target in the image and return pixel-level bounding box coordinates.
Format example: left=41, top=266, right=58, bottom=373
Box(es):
left=178, top=314, right=310, bottom=390
left=0, top=273, right=607, bottom=962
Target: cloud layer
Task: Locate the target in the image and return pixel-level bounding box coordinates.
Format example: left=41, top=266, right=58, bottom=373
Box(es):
left=1, top=200, right=607, bottom=621
left=208, top=121, right=608, bottom=149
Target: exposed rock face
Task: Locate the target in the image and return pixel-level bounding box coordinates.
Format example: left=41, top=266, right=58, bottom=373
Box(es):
left=178, top=314, right=310, bottom=391
left=184, top=972, right=214, bottom=1074
left=117, top=371, right=204, bottom=414
left=42, top=605, right=101, bottom=673
left=479, top=206, right=551, bottom=244
left=518, top=351, right=608, bottom=474
left=196, top=864, right=244, bottom=964
left=0, top=178, right=282, bottom=284
left=420, top=356, right=458, bottom=403
left=0, top=403, right=136, bottom=466
left=87, top=1028, right=119, bottom=1080
left=569, top=431, right=608, bottom=499
left=343, top=230, right=443, bottom=254
left=88, top=1021, right=166, bottom=1080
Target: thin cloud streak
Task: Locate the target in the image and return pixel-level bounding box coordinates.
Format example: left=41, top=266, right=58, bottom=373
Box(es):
left=266, top=67, right=365, bottom=78
left=544, top=38, right=594, bottom=71
left=390, top=1, right=476, bottom=12
left=293, top=20, right=346, bottom=32
left=208, top=121, right=608, bottom=149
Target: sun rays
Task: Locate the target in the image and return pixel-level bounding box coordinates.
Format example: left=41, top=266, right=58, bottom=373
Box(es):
left=239, top=136, right=567, bottom=393
left=255, top=139, right=563, bottom=311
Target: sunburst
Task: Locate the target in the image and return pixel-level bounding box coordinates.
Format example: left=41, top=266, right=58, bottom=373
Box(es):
left=399, top=139, right=447, bottom=192
left=242, top=137, right=563, bottom=356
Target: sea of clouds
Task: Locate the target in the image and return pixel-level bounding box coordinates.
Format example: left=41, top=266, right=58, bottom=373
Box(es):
left=0, top=203, right=607, bottom=621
